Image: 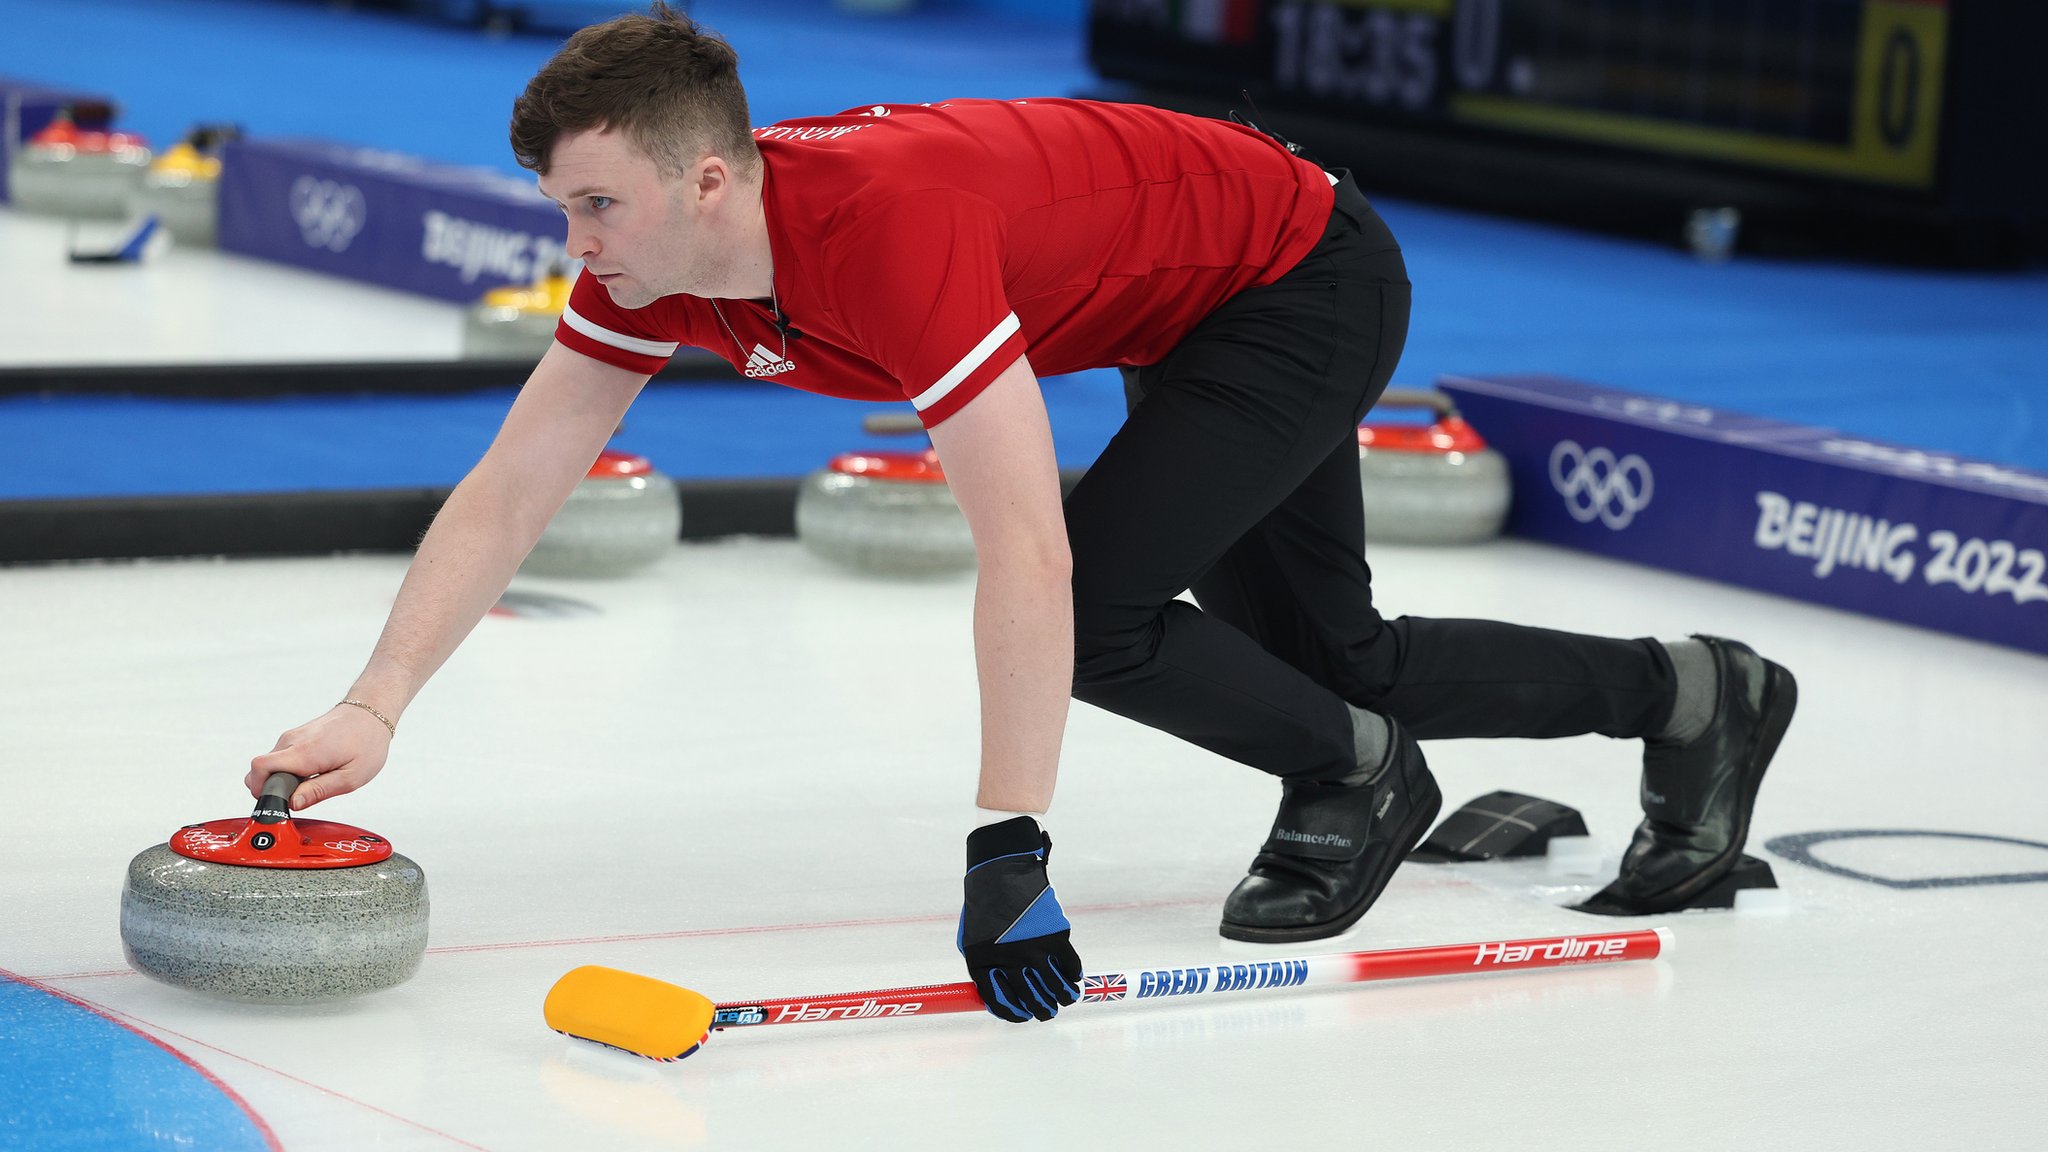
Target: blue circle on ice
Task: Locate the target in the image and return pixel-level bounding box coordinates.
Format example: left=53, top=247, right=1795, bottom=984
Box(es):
left=0, top=973, right=274, bottom=1149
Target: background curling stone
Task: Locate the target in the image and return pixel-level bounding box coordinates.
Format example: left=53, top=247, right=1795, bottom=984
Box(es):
left=462, top=263, right=573, bottom=361
left=1408, top=791, right=1589, bottom=863
left=130, top=124, right=238, bottom=246
left=9, top=104, right=152, bottom=219
left=1358, top=388, right=1511, bottom=545
left=796, top=413, right=975, bottom=576
left=120, top=773, right=428, bottom=1003
left=520, top=448, right=681, bottom=578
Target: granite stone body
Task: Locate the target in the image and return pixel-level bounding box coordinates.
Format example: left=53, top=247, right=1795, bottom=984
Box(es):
left=131, top=172, right=219, bottom=246
left=796, top=471, right=976, bottom=575
left=9, top=148, right=152, bottom=218
left=120, top=844, right=429, bottom=1003
left=460, top=306, right=557, bottom=361
left=1358, top=447, right=1512, bottom=545
left=521, top=472, right=682, bottom=578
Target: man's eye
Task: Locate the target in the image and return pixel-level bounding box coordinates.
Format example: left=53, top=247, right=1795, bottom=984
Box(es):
left=590, top=196, right=613, bottom=211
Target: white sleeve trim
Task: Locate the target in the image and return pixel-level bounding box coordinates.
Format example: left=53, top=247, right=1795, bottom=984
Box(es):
left=561, top=303, right=681, bottom=358
left=910, top=312, right=1021, bottom=411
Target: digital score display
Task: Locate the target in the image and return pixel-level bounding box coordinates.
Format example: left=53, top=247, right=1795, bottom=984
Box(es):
left=1092, top=0, right=1949, bottom=188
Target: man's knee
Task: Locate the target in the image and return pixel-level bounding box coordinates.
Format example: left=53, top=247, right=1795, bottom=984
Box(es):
left=1071, top=602, right=1166, bottom=692
left=1320, top=614, right=1407, bottom=711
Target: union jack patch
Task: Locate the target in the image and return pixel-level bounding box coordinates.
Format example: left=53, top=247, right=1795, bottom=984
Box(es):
left=1081, top=974, right=1127, bottom=1003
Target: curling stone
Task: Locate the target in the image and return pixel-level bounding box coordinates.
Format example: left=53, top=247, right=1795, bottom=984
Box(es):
left=520, top=448, right=682, bottom=578
left=130, top=124, right=239, bottom=247
left=120, top=773, right=428, bottom=1003
left=462, top=265, right=574, bottom=360
left=795, top=412, right=975, bottom=575
left=1358, top=388, right=1511, bottom=545
left=9, top=105, right=151, bottom=219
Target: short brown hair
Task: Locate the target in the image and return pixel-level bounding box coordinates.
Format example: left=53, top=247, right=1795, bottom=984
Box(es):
left=509, top=3, right=758, bottom=179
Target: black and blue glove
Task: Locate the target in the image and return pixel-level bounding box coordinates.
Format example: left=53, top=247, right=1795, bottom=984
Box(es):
left=958, top=816, right=1083, bottom=1023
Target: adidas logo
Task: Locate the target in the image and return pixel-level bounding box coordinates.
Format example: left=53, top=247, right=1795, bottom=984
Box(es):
left=744, top=343, right=796, bottom=378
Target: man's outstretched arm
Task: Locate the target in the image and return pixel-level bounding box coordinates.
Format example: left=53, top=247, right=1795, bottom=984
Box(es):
left=924, top=353, right=1073, bottom=814
left=928, top=354, right=1084, bottom=1024
left=247, top=344, right=652, bottom=810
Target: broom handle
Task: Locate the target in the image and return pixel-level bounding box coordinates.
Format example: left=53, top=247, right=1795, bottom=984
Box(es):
left=710, top=928, right=1669, bottom=1029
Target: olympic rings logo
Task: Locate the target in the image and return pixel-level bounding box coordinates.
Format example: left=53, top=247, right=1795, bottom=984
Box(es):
left=1549, top=440, right=1654, bottom=530
left=289, top=176, right=367, bottom=252
left=321, top=839, right=384, bottom=853
left=175, top=829, right=237, bottom=851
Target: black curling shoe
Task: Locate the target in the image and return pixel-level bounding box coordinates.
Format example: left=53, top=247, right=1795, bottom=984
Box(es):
left=1220, top=720, right=1442, bottom=943
left=1580, top=635, right=1798, bottom=916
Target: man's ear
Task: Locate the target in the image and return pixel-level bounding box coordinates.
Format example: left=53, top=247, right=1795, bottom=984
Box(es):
left=694, top=155, right=729, bottom=206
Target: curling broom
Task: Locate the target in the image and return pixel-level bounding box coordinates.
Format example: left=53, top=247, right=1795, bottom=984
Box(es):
left=543, top=927, right=1671, bottom=1062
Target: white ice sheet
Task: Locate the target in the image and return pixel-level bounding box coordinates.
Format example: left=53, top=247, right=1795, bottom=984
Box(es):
left=5, top=538, right=2045, bottom=1150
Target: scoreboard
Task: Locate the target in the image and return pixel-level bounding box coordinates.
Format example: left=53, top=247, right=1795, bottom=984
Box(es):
left=1090, top=1, right=2042, bottom=258
left=1096, top=0, right=1946, bottom=186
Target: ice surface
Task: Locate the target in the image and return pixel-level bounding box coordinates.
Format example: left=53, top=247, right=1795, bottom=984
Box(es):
left=5, top=537, right=2046, bottom=1150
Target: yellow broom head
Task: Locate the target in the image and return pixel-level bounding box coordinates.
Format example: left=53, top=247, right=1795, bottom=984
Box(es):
left=544, top=965, right=715, bottom=1062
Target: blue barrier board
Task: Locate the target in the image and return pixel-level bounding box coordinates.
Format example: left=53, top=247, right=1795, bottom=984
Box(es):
left=216, top=136, right=566, bottom=303
left=1437, top=374, right=2048, bottom=657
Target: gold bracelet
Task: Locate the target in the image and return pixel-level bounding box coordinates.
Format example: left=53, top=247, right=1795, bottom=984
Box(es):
left=339, top=698, right=397, bottom=736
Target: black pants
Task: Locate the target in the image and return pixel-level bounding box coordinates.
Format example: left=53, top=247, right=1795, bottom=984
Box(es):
left=1064, top=174, right=1676, bottom=781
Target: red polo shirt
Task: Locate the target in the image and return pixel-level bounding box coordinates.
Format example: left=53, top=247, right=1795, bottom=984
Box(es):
left=554, top=97, right=1334, bottom=426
